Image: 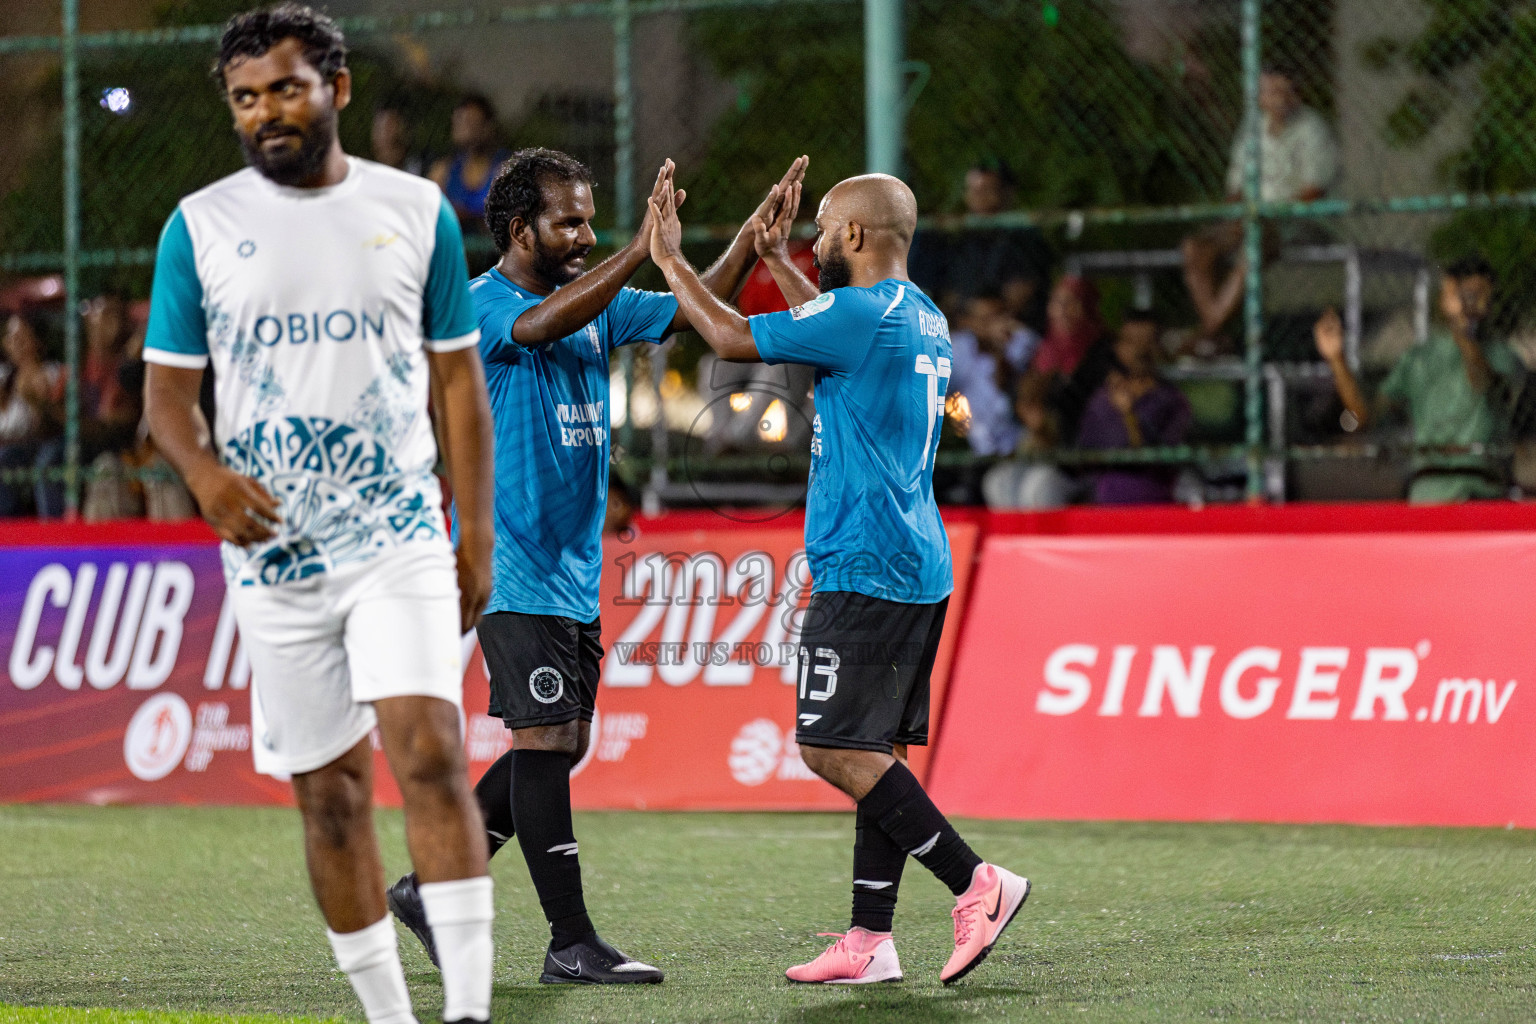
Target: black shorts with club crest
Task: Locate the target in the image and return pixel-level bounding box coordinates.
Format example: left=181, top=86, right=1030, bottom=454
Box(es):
left=793, top=590, right=950, bottom=753
left=479, top=611, right=602, bottom=730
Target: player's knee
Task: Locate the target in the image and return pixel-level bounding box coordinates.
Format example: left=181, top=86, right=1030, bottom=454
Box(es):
left=513, top=720, right=580, bottom=756
left=296, top=770, right=371, bottom=849
left=797, top=743, right=840, bottom=780
left=393, top=722, right=468, bottom=797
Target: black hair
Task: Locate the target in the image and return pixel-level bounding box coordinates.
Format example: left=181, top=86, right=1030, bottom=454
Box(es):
left=968, top=157, right=1017, bottom=191
left=455, top=93, right=497, bottom=121
left=1122, top=308, right=1161, bottom=330
left=213, top=3, right=347, bottom=87
left=1446, top=254, right=1496, bottom=284
left=1260, top=59, right=1301, bottom=82
left=484, top=148, right=594, bottom=254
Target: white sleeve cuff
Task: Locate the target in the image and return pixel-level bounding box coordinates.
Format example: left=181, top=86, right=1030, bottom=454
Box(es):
left=423, top=330, right=481, bottom=354
left=143, top=348, right=210, bottom=369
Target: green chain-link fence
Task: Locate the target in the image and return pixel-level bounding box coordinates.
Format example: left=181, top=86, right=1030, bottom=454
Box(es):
left=3, top=0, right=1536, bottom=517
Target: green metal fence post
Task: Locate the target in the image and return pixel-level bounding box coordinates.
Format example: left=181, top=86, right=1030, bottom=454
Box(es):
left=613, top=0, right=637, bottom=460
left=864, top=0, right=903, bottom=176
left=61, top=0, right=81, bottom=518
left=1240, top=0, right=1264, bottom=502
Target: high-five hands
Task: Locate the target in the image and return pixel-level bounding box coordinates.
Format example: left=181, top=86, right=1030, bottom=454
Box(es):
left=750, top=155, right=809, bottom=260
left=648, top=169, right=685, bottom=267
left=633, top=159, right=686, bottom=253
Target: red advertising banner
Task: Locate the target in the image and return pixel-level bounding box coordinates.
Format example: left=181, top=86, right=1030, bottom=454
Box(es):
left=928, top=532, right=1536, bottom=828
left=559, top=522, right=978, bottom=810
left=0, top=521, right=977, bottom=811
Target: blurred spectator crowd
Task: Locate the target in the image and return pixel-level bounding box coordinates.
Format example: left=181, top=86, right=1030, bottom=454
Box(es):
left=3, top=64, right=1530, bottom=519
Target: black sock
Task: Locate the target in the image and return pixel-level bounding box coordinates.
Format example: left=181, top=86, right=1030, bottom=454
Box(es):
left=860, top=761, right=981, bottom=897
left=850, top=800, right=905, bottom=933
left=473, top=748, right=516, bottom=859
left=510, top=748, right=595, bottom=949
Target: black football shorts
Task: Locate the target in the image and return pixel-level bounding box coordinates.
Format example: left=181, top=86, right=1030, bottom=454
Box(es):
left=793, top=590, right=949, bottom=753
left=479, top=611, right=602, bottom=730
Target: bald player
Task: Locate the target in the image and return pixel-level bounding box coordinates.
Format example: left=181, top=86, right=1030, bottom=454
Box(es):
left=647, top=171, right=1030, bottom=985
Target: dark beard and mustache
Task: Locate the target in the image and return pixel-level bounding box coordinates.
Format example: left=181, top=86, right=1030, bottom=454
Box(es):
left=531, top=238, right=593, bottom=286
left=812, top=240, right=852, bottom=291
left=239, top=110, right=336, bottom=187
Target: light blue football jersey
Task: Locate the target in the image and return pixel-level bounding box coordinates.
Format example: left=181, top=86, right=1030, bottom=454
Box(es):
left=749, top=279, right=953, bottom=604
left=470, top=268, right=677, bottom=621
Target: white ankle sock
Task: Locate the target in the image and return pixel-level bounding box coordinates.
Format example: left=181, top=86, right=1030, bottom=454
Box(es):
left=326, top=916, right=418, bottom=1024
left=419, top=876, right=494, bottom=1022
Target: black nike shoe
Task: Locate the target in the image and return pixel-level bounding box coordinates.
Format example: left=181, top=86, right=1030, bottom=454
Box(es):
left=539, top=933, right=664, bottom=985
left=386, top=872, right=440, bottom=968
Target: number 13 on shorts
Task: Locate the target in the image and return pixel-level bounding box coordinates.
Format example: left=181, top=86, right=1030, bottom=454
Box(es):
left=798, top=645, right=841, bottom=701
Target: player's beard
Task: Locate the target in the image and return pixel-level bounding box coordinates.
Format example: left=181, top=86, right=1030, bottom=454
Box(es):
left=813, top=237, right=853, bottom=291
left=532, top=238, right=592, bottom=286
left=239, top=109, right=337, bottom=187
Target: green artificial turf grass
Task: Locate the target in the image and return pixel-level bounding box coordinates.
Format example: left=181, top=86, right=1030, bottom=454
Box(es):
left=1, top=806, right=1534, bottom=1021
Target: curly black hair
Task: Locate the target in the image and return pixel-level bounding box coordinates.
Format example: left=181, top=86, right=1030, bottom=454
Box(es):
left=212, top=3, right=347, bottom=88
left=484, top=148, right=593, bottom=255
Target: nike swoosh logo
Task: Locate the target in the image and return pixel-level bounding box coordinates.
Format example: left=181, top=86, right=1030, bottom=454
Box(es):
left=549, top=951, right=582, bottom=977
left=985, top=889, right=1004, bottom=923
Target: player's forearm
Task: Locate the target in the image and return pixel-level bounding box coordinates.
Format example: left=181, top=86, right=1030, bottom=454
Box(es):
left=1324, top=356, right=1371, bottom=427
left=761, top=252, right=819, bottom=307
left=656, top=255, right=759, bottom=362
left=697, top=226, right=758, bottom=301
left=428, top=349, right=495, bottom=545
left=144, top=364, right=221, bottom=489
left=511, top=244, right=649, bottom=346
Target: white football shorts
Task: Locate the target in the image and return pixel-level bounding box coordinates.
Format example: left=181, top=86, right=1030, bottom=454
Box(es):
left=234, top=542, right=464, bottom=776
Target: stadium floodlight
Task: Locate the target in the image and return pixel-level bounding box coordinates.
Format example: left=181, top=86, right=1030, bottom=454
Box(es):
left=99, top=87, right=131, bottom=114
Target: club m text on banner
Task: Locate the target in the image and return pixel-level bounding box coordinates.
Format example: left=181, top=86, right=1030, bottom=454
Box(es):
left=928, top=532, right=1536, bottom=828
left=0, top=520, right=976, bottom=809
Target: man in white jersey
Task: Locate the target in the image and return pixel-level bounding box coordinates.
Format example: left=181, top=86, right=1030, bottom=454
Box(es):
left=142, top=7, right=496, bottom=1024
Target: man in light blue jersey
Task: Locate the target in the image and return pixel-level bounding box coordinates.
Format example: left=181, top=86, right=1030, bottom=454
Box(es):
left=388, top=147, right=808, bottom=984
left=142, top=7, right=496, bottom=1024
left=644, top=170, right=1030, bottom=986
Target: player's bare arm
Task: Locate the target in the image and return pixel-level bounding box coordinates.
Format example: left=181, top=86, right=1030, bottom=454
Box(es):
left=507, top=161, right=685, bottom=345
left=749, top=163, right=819, bottom=307
left=144, top=363, right=280, bottom=545
left=427, top=347, right=495, bottom=630
left=649, top=181, right=761, bottom=362
left=665, top=154, right=811, bottom=331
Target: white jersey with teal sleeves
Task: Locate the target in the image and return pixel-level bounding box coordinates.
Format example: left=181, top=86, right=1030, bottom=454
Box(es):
left=142, top=158, right=479, bottom=586
left=748, top=280, right=953, bottom=604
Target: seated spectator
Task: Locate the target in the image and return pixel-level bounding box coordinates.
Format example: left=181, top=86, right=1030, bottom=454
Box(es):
left=948, top=291, right=1038, bottom=455
left=981, top=370, right=1077, bottom=510
left=0, top=312, right=64, bottom=517
left=34, top=294, right=139, bottom=517
left=371, top=104, right=424, bottom=176
left=430, top=94, right=510, bottom=230
left=1314, top=256, right=1523, bottom=504
left=1032, top=275, right=1114, bottom=441
left=1182, top=63, right=1339, bottom=341
left=84, top=303, right=194, bottom=521
left=1076, top=311, right=1193, bottom=505
left=910, top=160, right=1052, bottom=330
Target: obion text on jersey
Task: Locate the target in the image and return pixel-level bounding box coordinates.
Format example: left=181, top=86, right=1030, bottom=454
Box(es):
left=249, top=308, right=387, bottom=346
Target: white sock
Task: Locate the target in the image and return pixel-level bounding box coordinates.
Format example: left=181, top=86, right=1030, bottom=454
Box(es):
left=326, top=916, right=418, bottom=1024
left=419, top=876, right=494, bottom=1022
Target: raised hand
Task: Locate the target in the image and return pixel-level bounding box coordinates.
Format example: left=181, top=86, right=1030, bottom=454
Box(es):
left=634, top=159, right=686, bottom=254
left=750, top=155, right=808, bottom=260
left=1313, top=308, right=1345, bottom=364
left=649, top=172, right=685, bottom=267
